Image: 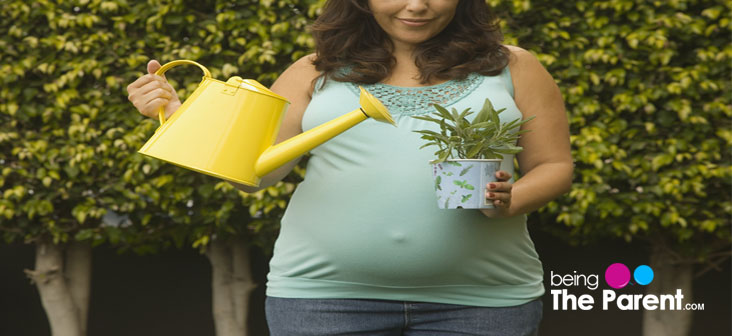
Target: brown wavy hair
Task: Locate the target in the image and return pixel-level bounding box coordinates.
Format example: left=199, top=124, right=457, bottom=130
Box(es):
left=311, top=0, right=510, bottom=85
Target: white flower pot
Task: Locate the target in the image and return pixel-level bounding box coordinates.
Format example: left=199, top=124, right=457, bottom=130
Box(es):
left=431, top=159, right=501, bottom=209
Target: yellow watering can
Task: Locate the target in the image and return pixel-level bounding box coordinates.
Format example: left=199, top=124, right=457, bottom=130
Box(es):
left=138, top=60, right=395, bottom=187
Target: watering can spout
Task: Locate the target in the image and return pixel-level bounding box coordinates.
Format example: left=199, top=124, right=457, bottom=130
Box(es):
left=138, top=59, right=394, bottom=187
left=255, top=87, right=395, bottom=177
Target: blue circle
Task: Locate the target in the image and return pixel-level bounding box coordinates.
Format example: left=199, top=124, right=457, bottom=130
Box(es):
left=634, top=265, right=654, bottom=285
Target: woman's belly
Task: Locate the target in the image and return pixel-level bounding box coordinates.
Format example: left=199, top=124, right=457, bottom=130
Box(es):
left=269, top=154, right=538, bottom=287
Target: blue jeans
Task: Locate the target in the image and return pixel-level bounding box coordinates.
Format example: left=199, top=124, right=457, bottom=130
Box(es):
left=266, top=296, right=543, bottom=336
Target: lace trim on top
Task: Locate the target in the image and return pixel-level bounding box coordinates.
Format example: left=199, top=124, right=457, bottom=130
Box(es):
left=345, top=73, right=484, bottom=118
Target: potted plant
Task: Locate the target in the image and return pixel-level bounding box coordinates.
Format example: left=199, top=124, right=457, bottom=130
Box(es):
left=413, top=99, right=534, bottom=209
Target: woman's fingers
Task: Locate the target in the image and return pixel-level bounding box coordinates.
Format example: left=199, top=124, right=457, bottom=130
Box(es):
left=128, top=75, right=175, bottom=117
left=147, top=60, right=162, bottom=76
left=126, top=59, right=181, bottom=120
left=127, top=73, right=161, bottom=93
left=142, top=97, right=171, bottom=116
left=495, top=170, right=512, bottom=181
left=485, top=187, right=511, bottom=204
left=486, top=181, right=511, bottom=192
left=140, top=85, right=173, bottom=105
left=132, top=75, right=170, bottom=97
left=136, top=88, right=172, bottom=117
left=487, top=170, right=513, bottom=208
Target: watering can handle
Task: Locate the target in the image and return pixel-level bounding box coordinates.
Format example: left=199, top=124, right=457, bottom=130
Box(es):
left=154, top=60, right=212, bottom=125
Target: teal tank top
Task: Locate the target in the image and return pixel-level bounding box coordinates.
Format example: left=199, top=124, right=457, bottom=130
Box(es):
left=266, top=67, right=544, bottom=307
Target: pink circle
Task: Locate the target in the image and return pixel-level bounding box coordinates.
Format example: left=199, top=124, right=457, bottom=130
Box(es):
left=605, top=263, right=631, bottom=289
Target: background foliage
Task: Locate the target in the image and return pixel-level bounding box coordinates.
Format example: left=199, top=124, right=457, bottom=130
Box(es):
left=0, top=0, right=320, bottom=253
left=1, top=0, right=729, bottom=262
left=488, top=0, right=731, bottom=261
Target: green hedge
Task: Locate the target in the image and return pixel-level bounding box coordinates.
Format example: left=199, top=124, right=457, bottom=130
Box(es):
left=0, top=0, right=320, bottom=252
left=2, top=0, right=729, bottom=259
left=491, top=0, right=731, bottom=258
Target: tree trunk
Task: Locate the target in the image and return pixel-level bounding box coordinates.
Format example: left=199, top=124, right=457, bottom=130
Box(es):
left=642, top=242, right=694, bottom=336
left=66, top=241, right=92, bottom=336
left=26, top=240, right=91, bottom=336
left=232, top=238, right=256, bottom=334
left=207, top=238, right=255, bottom=336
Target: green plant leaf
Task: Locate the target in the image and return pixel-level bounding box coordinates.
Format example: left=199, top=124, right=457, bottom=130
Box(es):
left=433, top=104, right=453, bottom=121
left=459, top=165, right=473, bottom=176
left=474, top=98, right=494, bottom=124
left=466, top=143, right=483, bottom=159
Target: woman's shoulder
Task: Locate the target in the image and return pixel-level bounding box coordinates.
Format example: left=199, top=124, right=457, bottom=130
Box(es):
left=501, top=45, right=553, bottom=88
left=289, top=53, right=319, bottom=72
left=499, top=45, right=561, bottom=112
left=503, top=45, right=541, bottom=72
left=503, top=45, right=531, bottom=56
left=281, top=53, right=320, bottom=82
left=272, top=53, right=321, bottom=98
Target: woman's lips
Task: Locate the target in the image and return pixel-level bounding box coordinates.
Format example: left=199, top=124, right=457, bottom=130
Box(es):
left=397, top=18, right=431, bottom=27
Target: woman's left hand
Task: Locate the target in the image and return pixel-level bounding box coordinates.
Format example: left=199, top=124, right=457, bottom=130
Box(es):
left=481, top=170, right=513, bottom=218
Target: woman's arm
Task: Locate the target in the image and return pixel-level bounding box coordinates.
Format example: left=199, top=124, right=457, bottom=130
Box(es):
left=229, top=54, right=320, bottom=193
left=482, top=46, right=573, bottom=218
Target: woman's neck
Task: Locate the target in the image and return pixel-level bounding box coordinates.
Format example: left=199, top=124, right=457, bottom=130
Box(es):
left=383, top=48, right=447, bottom=87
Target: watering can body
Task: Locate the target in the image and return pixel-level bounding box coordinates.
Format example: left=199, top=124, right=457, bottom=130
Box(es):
left=138, top=60, right=394, bottom=187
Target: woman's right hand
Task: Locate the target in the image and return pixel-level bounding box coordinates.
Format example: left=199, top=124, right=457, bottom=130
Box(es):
left=126, top=60, right=181, bottom=119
